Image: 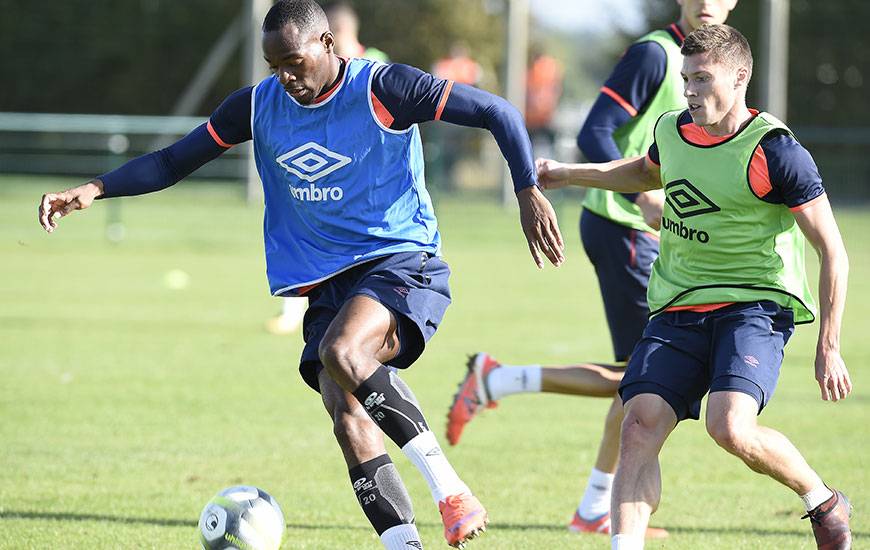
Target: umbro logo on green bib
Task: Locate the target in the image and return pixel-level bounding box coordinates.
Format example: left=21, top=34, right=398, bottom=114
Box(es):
left=665, top=179, right=721, bottom=219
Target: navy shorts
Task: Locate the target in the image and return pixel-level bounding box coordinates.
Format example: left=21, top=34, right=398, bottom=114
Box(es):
left=298, top=251, right=451, bottom=392
left=580, top=209, right=659, bottom=361
left=619, top=301, right=795, bottom=421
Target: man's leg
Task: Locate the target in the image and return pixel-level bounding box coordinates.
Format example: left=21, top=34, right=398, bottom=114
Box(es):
left=610, top=393, right=677, bottom=549
left=320, top=295, right=486, bottom=547
left=446, top=353, right=622, bottom=445
left=318, top=369, right=421, bottom=550
left=706, top=391, right=851, bottom=548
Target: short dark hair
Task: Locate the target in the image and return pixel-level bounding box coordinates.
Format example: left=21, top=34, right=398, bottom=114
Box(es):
left=682, top=24, right=753, bottom=77
left=262, top=0, right=328, bottom=33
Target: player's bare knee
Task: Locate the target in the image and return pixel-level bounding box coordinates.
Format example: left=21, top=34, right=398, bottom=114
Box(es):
left=619, top=411, right=658, bottom=455
left=319, top=338, right=367, bottom=384
left=707, top=419, right=752, bottom=457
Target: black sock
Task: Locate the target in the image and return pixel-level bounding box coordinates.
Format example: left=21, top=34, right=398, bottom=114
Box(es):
left=348, top=454, right=415, bottom=535
left=352, top=365, right=429, bottom=448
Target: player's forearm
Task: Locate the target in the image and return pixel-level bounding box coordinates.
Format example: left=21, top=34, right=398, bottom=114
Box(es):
left=564, top=156, right=659, bottom=193
left=816, top=244, right=849, bottom=354
left=438, top=84, right=537, bottom=193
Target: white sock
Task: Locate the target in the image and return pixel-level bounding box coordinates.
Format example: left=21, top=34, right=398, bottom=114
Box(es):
left=486, top=365, right=542, bottom=400
left=380, top=524, right=423, bottom=550
left=402, top=430, right=470, bottom=504
left=578, top=467, right=615, bottom=519
left=801, top=484, right=834, bottom=511
left=611, top=534, right=644, bottom=550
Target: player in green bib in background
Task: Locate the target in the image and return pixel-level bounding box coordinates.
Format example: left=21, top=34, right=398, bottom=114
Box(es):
left=537, top=24, right=852, bottom=550
left=447, top=1, right=736, bottom=539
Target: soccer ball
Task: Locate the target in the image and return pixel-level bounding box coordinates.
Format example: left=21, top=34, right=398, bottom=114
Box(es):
left=198, top=485, right=285, bottom=550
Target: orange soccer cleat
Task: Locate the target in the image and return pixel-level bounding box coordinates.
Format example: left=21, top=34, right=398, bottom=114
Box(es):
left=439, top=493, right=488, bottom=548
left=446, top=353, right=501, bottom=446
left=569, top=511, right=669, bottom=539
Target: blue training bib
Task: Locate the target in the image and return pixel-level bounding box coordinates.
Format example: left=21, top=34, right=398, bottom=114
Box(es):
left=252, top=58, right=440, bottom=295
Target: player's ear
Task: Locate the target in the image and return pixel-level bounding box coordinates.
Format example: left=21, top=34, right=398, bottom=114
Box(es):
left=321, top=31, right=334, bottom=53
left=735, top=65, right=750, bottom=89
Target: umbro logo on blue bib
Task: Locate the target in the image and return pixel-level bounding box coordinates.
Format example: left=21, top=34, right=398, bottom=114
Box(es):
left=276, top=142, right=351, bottom=183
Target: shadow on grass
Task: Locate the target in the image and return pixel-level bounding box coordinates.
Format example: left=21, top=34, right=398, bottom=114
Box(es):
left=0, top=510, right=369, bottom=532
left=417, top=521, right=868, bottom=540
left=4, top=511, right=865, bottom=540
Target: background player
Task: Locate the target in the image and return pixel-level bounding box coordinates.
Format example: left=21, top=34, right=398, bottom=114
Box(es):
left=537, top=23, right=852, bottom=550
left=447, top=0, right=736, bottom=538
left=37, top=1, right=564, bottom=548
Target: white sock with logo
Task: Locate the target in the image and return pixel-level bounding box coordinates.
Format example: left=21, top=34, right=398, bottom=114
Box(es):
left=578, top=467, right=615, bottom=519
left=801, top=484, right=834, bottom=511
left=380, top=524, right=423, bottom=550
left=485, top=365, right=542, bottom=400
left=402, top=430, right=470, bottom=504
left=611, top=534, right=644, bottom=550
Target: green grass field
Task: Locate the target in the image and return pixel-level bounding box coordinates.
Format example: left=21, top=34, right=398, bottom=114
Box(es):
left=1, top=176, right=867, bottom=549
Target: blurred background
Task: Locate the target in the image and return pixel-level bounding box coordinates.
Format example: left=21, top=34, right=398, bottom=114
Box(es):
left=2, top=3, right=868, bottom=547
left=1, top=0, right=867, bottom=202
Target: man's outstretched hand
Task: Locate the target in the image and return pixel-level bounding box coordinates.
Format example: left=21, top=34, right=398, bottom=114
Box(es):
left=38, top=180, right=103, bottom=233
left=517, top=185, right=564, bottom=269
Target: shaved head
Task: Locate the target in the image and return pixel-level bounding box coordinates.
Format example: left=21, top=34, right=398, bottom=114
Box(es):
left=263, top=0, right=329, bottom=36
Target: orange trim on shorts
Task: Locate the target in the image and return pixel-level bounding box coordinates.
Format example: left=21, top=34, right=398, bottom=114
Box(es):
left=790, top=192, right=827, bottom=213
left=206, top=120, right=232, bottom=148
left=600, top=86, right=638, bottom=117
left=370, top=91, right=395, bottom=128
left=435, top=80, right=454, bottom=121
left=294, top=283, right=320, bottom=296
left=666, top=302, right=734, bottom=313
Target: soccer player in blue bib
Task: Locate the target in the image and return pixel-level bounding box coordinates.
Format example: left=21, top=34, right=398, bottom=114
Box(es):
left=37, top=2, right=564, bottom=548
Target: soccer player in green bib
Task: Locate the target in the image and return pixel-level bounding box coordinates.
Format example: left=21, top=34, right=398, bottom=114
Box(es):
left=536, top=24, right=852, bottom=550
left=447, top=0, right=735, bottom=539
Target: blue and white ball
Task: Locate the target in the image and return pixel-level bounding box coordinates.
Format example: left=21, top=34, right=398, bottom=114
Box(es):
left=198, top=486, right=285, bottom=550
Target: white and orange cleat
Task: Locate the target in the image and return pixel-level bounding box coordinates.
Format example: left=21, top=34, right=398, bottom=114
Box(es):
left=446, top=353, right=501, bottom=446
left=439, top=493, right=488, bottom=548
left=569, top=511, right=669, bottom=539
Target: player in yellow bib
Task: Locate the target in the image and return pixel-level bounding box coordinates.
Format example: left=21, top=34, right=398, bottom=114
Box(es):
left=537, top=25, right=852, bottom=550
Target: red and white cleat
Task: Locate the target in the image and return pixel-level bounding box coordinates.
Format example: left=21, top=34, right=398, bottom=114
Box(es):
left=569, top=511, right=669, bottom=539
left=446, top=353, right=500, bottom=446
left=439, top=493, right=488, bottom=548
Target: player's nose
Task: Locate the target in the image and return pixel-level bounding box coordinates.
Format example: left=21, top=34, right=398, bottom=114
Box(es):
left=276, top=68, right=296, bottom=87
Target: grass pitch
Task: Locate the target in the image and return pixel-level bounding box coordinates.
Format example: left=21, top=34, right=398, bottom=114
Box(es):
left=1, top=176, right=867, bottom=549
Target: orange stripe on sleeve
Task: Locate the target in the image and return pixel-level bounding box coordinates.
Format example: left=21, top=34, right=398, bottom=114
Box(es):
left=207, top=120, right=232, bottom=149
left=748, top=145, right=773, bottom=198
left=600, top=86, right=638, bottom=117
left=435, top=80, right=454, bottom=121
left=370, top=92, right=395, bottom=128
left=790, top=192, right=827, bottom=213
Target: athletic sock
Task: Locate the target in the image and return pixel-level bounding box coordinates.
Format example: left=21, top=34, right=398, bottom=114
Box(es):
left=801, top=484, right=834, bottom=511
left=485, top=364, right=542, bottom=400
left=348, top=454, right=415, bottom=536
left=380, top=524, right=424, bottom=550
left=353, top=365, right=429, bottom=448
left=402, top=430, right=471, bottom=504
left=611, top=534, right=644, bottom=550
left=578, top=467, right=615, bottom=519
